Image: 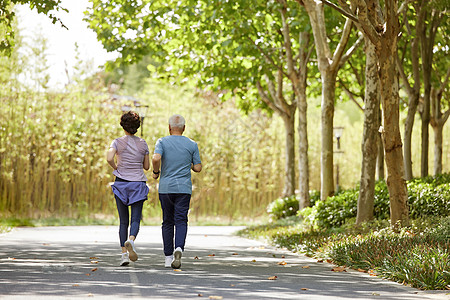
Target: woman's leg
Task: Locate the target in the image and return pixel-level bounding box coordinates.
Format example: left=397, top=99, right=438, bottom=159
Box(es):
left=115, top=195, right=129, bottom=253
left=129, top=200, right=144, bottom=240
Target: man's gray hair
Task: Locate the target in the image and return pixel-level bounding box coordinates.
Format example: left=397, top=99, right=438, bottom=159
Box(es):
left=169, top=114, right=185, bottom=129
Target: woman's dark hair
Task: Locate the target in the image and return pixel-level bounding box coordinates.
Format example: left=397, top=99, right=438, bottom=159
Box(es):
left=120, top=111, right=141, bottom=134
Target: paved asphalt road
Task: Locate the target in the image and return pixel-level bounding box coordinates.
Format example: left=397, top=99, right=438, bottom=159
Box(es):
left=0, top=226, right=448, bottom=300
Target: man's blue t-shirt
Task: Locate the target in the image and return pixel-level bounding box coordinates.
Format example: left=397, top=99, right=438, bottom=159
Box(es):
left=154, top=135, right=201, bottom=194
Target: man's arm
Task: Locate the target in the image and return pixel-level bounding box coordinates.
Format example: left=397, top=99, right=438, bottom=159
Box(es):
left=192, top=163, right=202, bottom=173
left=152, top=153, right=161, bottom=179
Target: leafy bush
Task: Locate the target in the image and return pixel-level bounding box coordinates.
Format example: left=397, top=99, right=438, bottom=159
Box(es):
left=298, top=187, right=362, bottom=228
left=408, top=182, right=450, bottom=218
left=299, top=174, right=450, bottom=229
left=267, top=195, right=299, bottom=221
left=267, top=190, right=322, bottom=222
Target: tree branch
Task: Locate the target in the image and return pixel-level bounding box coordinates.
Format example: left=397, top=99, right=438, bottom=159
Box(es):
left=339, top=79, right=364, bottom=111
left=340, top=34, right=363, bottom=67
left=278, top=0, right=296, bottom=77
left=256, top=80, right=284, bottom=116
left=247, top=35, right=289, bottom=78
left=321, top=0, right=359, bottom=23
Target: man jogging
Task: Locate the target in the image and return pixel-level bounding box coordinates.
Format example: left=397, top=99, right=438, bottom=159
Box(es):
left=152, top=114, right=202, bottom=269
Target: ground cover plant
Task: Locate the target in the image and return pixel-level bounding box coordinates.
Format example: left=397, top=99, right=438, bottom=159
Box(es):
left=239, top=216, right=449, bottom=290
left=241, top=175, right=450, bottom=290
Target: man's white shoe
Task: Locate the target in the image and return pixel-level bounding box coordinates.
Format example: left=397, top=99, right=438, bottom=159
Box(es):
left=171, top=247, right=183, bottom=269
left=120, top=253, right=130, bottom=266
left=124, top=239, right=138, bottom=262
left=165, top=255, right=174, bottom=268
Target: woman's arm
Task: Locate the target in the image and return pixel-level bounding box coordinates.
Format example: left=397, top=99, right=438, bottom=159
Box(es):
left=143, top=154, right=150, bottom=171
left=106, top=148, right=117, bottom=170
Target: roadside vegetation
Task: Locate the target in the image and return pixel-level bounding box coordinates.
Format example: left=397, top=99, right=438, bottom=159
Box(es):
left=239, top=174, right=450, bottom=290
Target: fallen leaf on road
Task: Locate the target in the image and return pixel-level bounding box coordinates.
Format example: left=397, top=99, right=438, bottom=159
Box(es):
left=198, top=294, right=203, bottom=297
left=90, top=257, right=98, bottom=259
left=7, top=257, right=15, bottom=260
left=204, top=235, right=208, bottom=237
left=300, top=288, right=309, bottom=291
left=88, top=293, right=94, bottom=297
left=317, top=259, right=324, bottom=263
left=72, top=284, right=79, bottom=287
left=371, top=292, right=380, bottom=296
left=251, top=259, right=257, bottom=262
left=42, top=243, right=50, bottom=246
left=277, top=261, right=287, bottom=265
left=85, top=273, right=91, bottom=276
left=326, top=259, right=332, bottom=264
left=281, top=255, right=285, bottom=258
left=357, top=268, right=366, bottom=273
left=173, top=269, right=182, bottom=272
left=331, top=266, right=346, bottom=272
left=268, top=276, right=278, bottom=280
left=232, top=253, right=239, bottom=255
left=209, top=296, right=223, bottom=300
left=90, top=261, right=98, bottom=264
left=230, top=284, right=235, bottom=287
left=91, top=268, right=98, bottom=272
left=208, top=254, right=215, bottom=257
left=302, top=266, right=310, bottom=269
left=194, top=256, right=199, bottom=259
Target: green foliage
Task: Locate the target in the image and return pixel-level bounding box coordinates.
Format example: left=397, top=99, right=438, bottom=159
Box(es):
left=267, top=195, right=299, bottom=221
left=0, top=0, right=67, bottom=55
left=299, top=175, right=450, bottom=229
left=240, top=216, right=450, bottom=290
left=329, top=219, right=450, bottom=290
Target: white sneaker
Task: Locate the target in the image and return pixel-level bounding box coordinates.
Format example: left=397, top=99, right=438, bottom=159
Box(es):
left=124, top=239, right=138, bottom=262
left=165, top=255, right=173, bottom=268
left=120, top=253, right=130, bottom=266
left=171, top=247, right=183, bottom=269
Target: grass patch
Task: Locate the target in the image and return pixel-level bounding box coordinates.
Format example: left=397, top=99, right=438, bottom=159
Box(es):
left=238, top=216, right=450, bottom=290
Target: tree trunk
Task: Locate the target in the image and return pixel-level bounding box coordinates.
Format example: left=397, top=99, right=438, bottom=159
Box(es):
left=296, top=31, right=310, bottom=209
left=282, top=113, right=296, bottom=197
left=432, top=124, right=443, bottom=175
left=356, top=40, right=378, bottom=224
left=421, top=81, right=431, bottom=178
left=379, top=37, right=409, bottom=228
left=403, top=93, right=419, bottom=180
left=321, top=72, right=336, bottom=200
left=376, top=106, right=385, bottom=180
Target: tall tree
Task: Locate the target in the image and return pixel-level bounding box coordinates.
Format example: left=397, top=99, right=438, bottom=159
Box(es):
left=430, top=67, right=450, bottom=175
left=417, top=1, right=446, bottom=178
left=296, top=0, right=357, bottom=200
left=397, top=2, right=423, bottom=181
left=334, top=0, right=409, bottom=227
left=87, top=0, right=314, bottom=202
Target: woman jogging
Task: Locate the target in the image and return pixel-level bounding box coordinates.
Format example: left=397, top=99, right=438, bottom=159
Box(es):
left=107, top=111, right=150, bottom=266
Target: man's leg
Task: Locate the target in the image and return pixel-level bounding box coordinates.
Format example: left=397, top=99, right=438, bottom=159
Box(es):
left=159, top=193, right=175, bottom=256
left=173, top=193, right=191, bottom=251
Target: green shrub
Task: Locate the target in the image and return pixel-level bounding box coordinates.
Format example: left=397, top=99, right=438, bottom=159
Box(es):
left=299, top=174, right=450, bottom=229
left=267, top=195, right=299, bottom=221
left=329, top=224, right=450, bottom=290
left=408, top=182, right=450, bottom=218
left=298, top=188, right=358, bottom=228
